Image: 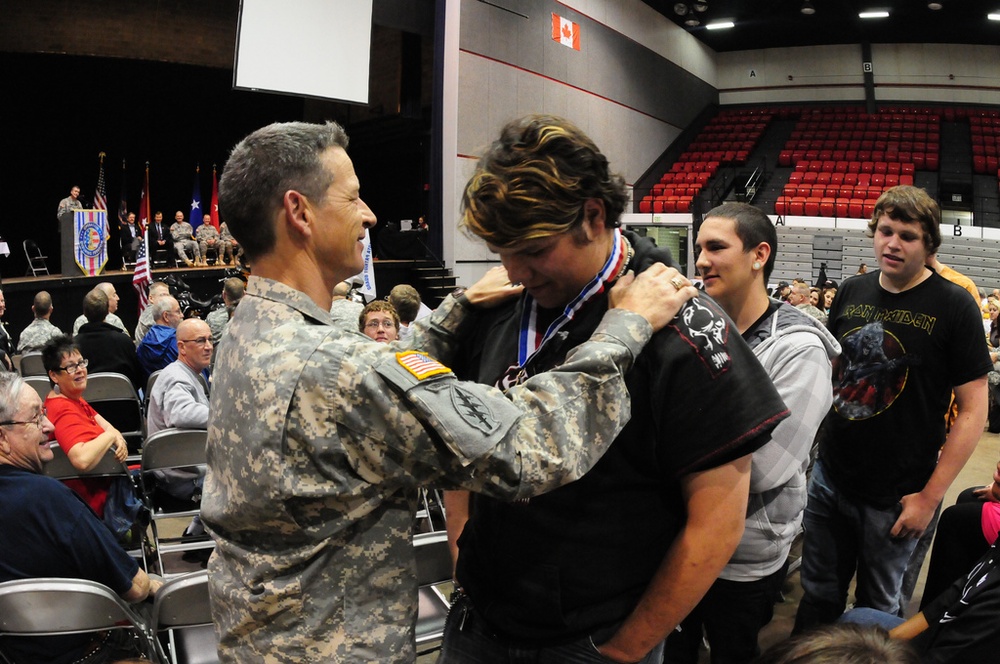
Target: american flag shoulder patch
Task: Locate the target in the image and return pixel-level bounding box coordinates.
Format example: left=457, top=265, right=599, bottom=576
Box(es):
left=396, top=351, right=453, bottom=380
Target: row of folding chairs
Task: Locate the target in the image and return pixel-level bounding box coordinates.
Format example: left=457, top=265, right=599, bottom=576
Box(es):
left=42, top=427, right=212, bottom=578
left=0, top=571, right=216, bottom=664
left=0, top=530, right=454, bottom=663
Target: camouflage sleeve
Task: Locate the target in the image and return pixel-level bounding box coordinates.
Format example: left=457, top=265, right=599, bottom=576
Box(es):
left=396, top=294, right=475, bottom=366
left=336, top=308, right=652, bottom=501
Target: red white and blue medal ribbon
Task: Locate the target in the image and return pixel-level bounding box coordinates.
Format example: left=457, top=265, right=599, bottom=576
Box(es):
left=499, top=229, right=629, bottom=390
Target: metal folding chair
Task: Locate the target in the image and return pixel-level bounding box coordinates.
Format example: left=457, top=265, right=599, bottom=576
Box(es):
left=414, top=530, right=453, bottom=655
left=0, top=577, right=158, bottom=662
left=150, top=571, right=219, bottom=664
left=140, top=429, right=211, bottom=577
left=83, top=372, right=145, bottom=454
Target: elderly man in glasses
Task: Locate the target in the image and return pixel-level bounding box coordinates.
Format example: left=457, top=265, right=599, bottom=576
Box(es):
left=147, top=318, right=213, bottom=515
left=0, top=371, right=160, bottom=663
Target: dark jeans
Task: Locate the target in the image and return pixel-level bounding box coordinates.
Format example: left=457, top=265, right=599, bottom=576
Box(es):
left=663, top=560, right=789, bottom=664
left=793, top=460, right=919, bottom=634
left=439, top=593, right=665, bottom=664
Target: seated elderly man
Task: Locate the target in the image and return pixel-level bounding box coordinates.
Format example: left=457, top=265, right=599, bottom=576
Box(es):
left=134, top=281, right=170, bottom=345
left=195, top=215, right=223, bottom=265
left=0, top=372, right=160, bottom=663
left=170, top=211, right=204, bottom=267
left=74, top=288, right=142, bottom=392
left=359, top=300, right=399, bottom=343
left=147, top=318, right=213, bottom=543
left=16, top=291, right=63, bottom=353
left=136, top=296, right=182, bottom=381
left=72, top=282, right=129, bottom=336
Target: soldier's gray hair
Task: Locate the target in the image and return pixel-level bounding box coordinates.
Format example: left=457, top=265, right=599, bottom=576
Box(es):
left=0, top=373, right=26, bottom=424
left=219, top=121, right=350, bottom=262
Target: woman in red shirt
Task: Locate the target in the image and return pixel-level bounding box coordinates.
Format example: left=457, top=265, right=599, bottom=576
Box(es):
left=41, top=336, right=128, bottom=517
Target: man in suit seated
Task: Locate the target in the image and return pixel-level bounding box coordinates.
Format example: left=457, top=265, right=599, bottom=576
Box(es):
left=119, top=212, right=141, bottom=267
left=0, top=372, right=160, bottom=663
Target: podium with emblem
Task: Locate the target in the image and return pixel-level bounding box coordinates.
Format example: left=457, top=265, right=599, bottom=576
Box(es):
left=64, top=209, right=110, bottom=276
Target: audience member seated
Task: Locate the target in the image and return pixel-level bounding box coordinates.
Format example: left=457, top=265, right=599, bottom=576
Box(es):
left=195, top=215, right=222, bottom=265
left=0, top=372, right=159, bottom=664
left=41, top=336, right=129, bottom=519
left=218, top=221, right=241, bottom=265
left=16, top=291, right=63, bottom=354
left=359, top=300, right=399, bottom=343
left=170, top=211, right=204, bottom=267
left=72, top=282, right=129, bottom=336
left=329, top=280, right=364, bottom=329
left=147, top=318, right=213, bottom=540
left=205, top=277, right=245, bottom=347
left=388, top=284, right=427, bottom=341
left=136, top=296, right=182, bottom=382
left=919, top=458, right=1000, bottom=606
left=753, top=623, right=918, bottom=664
left=74, top=288, right=142, bottom=392
left=0, top=288, right=13, bottom=372
left=666, top=203, right=840, bottom=664
left=839, top=534, right=1000, bottom=663
left=133, top=281, right=170, bottom=346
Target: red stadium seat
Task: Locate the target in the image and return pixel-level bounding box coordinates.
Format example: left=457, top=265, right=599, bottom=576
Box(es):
left=805, top=198, right=821, bottom=216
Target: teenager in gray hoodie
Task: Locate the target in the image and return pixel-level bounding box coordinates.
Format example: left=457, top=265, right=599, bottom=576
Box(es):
left=666, top=203, right=841, bottom=664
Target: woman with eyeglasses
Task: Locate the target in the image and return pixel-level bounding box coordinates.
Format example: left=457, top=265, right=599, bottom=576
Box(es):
left=40, top=335, right=128, bottom=518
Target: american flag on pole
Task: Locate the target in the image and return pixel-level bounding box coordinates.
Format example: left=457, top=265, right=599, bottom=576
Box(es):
left=133, top=229, right=151, bottom=315
left=94, top=152, right=110, bottom=235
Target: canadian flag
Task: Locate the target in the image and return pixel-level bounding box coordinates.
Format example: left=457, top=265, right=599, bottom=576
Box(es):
left=551, top=13, right=580, bottom=51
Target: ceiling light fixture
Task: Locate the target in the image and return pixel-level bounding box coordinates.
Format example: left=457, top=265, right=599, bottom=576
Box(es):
left=927, top=2, right=943, bottom=9
left=859, top=11, right=890, bottom=19
left=989, top=13, right=1000, bottom=21
left=801, top=1, right=816, bottom=15
left=706, top=21, right=734, bottom=30
left=693, top=1, right=709, bottom=12
left=685, top=16, right=701, bottom=26
left=673, top=2, right=688, bottom=15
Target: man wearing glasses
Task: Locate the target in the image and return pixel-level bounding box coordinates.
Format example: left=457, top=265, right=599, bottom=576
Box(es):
left=0, top=372, right=159, bottom=663
left=359, top=300, right=400, bottom=343
left=147, top=318, right=213, bottom=543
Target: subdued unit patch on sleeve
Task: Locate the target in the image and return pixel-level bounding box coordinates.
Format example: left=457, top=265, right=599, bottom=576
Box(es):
left=374, top=353, right=521, bottom=463
left=395, top=350, right=453, bottom=380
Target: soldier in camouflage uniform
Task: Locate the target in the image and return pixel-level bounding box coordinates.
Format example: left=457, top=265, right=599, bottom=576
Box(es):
left=218, top=222, right=240, bottom=265
left=170, top=211, right=203, bottom=266
left=16, top=291, right=63, bottom=353
left=195, top=215, right=222, bottom=265
left=202, top=120, right=696, bottom=664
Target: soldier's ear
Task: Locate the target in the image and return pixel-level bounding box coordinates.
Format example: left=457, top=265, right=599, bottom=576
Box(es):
left=283, top=190, right=312, bottom=238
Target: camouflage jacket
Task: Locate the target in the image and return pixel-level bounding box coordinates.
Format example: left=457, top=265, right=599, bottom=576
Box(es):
left=219, top=223, right=237, bottom=244
left=16, top=318, right=63, bottom=353
left=201, top=276, right=653, bottom=663
left=196, top=224, right=220, bottom=242
left=170, top=221, right=195, bottom=243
